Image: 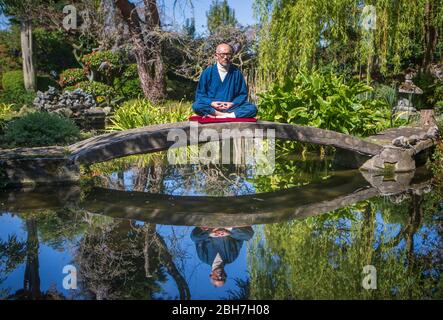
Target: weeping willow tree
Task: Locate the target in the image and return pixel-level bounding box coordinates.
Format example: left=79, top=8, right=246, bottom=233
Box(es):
left=254, top=0, right=443, bottom=84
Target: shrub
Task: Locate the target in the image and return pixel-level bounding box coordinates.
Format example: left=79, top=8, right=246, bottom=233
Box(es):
left=113, top=64, right=143, bottom=99
left=65, top=81, right=115, bottom=102
left=107, top=99, right=192, bottom=131
left=2, top=70, right=25, bottom=93
left=374, top=84, right=397, bottom=110
left=34, top=28, right=77, bottom=74
left=3, top=112, right=80, bottom=147
left=59, top=68, right=87, bottom=87
left=82, top=50, right=121, bottom=72
left=258, top=71, right=393, bottom=137
left=0, top=103, right=15, bottom=133
left=1, top=70, right=36, bottom=106
left=414, top=71, right=443, bottom=109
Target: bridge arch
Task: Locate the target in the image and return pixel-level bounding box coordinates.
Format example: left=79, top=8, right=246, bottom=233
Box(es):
left=68, top=121, right=384, bottom=165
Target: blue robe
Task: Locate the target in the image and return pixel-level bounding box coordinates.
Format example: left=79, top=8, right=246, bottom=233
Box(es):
left=191, top=227, right=254, bottom=266
left=192, top=64, right=257, bottom=118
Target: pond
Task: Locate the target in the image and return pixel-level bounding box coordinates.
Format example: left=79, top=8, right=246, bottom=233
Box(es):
left=0, top=141, right=442, bottom=300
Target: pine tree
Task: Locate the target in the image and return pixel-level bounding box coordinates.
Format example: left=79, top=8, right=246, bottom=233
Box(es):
left=206, top=0, right=237, bottom=34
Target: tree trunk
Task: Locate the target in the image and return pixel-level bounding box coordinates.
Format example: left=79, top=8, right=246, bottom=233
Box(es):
left=423, top=1, right=437, bottom=70
left=20, top=19, right=36, bottom=91
left=115, top=0, right=166, bottom=102
left=24, top=218, right=41, bottom=299
left=101, top=0, right=118, bottom=50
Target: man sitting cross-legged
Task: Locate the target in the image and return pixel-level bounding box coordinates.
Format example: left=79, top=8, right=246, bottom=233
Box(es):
left=192, top=43, right=257, bottom=119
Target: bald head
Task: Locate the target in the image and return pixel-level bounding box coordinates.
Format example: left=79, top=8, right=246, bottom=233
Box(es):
left=216, top=43, right=233, bottom=53
left=215, top=43, right=233, bottom=67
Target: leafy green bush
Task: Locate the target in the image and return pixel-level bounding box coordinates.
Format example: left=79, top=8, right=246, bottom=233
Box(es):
left=34, top=28, right=77, bottom=74
left=114, top=77, right=143, bottom=99
left=414, top=72, right=443, bottom=109
left=374, top=84, right=397, bottom=110
left=113, top=64, right=143, bottom=99
left=108, top=99, right=192, bottom=131
left=66, top=81, right=115, bottom=102
left=0, top=70, right=36, bottom=106
left=258, top=71, right=392, bottom=137
left=0, top=103, right=15, bottom=133
left=3, top=112, right=80, bottom=147
left=82, top=50, right=121, bottom=72
left=2, top=70, right=24, bottom=93
left=59, top=68, right=87, bottom=87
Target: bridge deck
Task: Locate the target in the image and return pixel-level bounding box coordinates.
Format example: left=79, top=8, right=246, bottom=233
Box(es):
left=366, top=126, right=431, bottom=145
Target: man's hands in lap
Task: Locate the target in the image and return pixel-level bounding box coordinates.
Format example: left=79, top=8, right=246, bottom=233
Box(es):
left=211, top=101, right=234, bottom=110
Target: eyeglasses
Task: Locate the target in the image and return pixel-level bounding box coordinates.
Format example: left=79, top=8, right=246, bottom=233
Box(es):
left=216, top=52, right=233, bottom=58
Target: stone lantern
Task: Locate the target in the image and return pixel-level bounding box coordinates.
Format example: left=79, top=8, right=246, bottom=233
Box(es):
left=393, top=72, right=423, bottom=122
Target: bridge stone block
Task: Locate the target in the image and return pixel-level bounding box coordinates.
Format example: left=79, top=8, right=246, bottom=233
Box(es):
left=1, top=157, right=80, bottom=187
left=360, top=146, right=416, bottom=173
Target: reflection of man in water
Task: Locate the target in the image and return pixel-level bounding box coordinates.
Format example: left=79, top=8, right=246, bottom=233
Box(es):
left=191, top=226, right=254, bottom=287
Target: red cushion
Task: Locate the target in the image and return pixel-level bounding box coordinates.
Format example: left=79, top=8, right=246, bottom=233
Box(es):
left=189, top=115, right=257, bottom=123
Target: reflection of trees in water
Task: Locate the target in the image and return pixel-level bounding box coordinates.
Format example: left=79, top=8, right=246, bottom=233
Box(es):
left=1, top=212, right=73, bottom=300
left=75, top=213, right=190, bottom=300
left=248, top=188, right=443, bottom=299
left=1, top=208, right=192, bottom=300
left=226, top=278, right=250, bottom=300
left=92, top=143, right=257, bottom=196
left=91, top=139, right=337, bottom=196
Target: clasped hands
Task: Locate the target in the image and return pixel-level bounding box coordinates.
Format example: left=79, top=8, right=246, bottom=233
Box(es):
left=211, top=101, right=234, bottom=111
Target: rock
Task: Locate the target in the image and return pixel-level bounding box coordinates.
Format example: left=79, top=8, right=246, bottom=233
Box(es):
left=33, top=87, right=97, bottom=118
left=407, top=135, right=419, bottom=145
left=425, top=126, right=439, bottom=139
left=392, top=136, right=410, bottom=148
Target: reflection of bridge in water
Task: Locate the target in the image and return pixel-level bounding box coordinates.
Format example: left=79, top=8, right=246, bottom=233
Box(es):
left=0, top=167, right=433, bottom=227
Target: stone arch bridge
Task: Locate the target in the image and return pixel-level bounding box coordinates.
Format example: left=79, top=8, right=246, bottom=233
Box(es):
left=0, top=121, right=439, bottom=185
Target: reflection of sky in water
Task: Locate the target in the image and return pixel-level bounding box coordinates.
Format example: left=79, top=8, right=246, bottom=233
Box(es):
left=1, top=202, right=441, bottom=299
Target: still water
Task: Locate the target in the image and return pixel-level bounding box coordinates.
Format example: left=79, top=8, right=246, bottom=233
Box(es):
left=0, top=143, right=442, bottom=299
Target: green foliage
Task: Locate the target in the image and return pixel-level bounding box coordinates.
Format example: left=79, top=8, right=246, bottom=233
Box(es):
left=0, top=102, right=14, bottom=133
left=1, top=70, right=24, bottom=92
left=107, top=99, right=192, bottom=131
left=183, top=17, right=196, bottom=38
left=249, top=196, right=442, bottom=299
left=66, top=81, right=115, bottom=102
left=59, top=68, right=87, bottom=87
left=414, top=72, right=443, bottom=109
left=374, top=84, right=397, bottom=109
left=258, top=71, right=392, bottom=136
left=113, top=64, right=143, bottom=99
left=114, top=78, right=143, bottom=99
left=206, top=0, right=237, bottom=34
left=166, top=74, right=196, bottom=101
left=0, top=27, right=21, bottom=83
left=82, top=50, right=122, bottom=73
left=34, top=28, right=77, bottom=74
left=0, top=70, right=36, bottom=105
left=2, top=112, right=80, bottom=147
left=255, top=0, right=443, bottom=82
